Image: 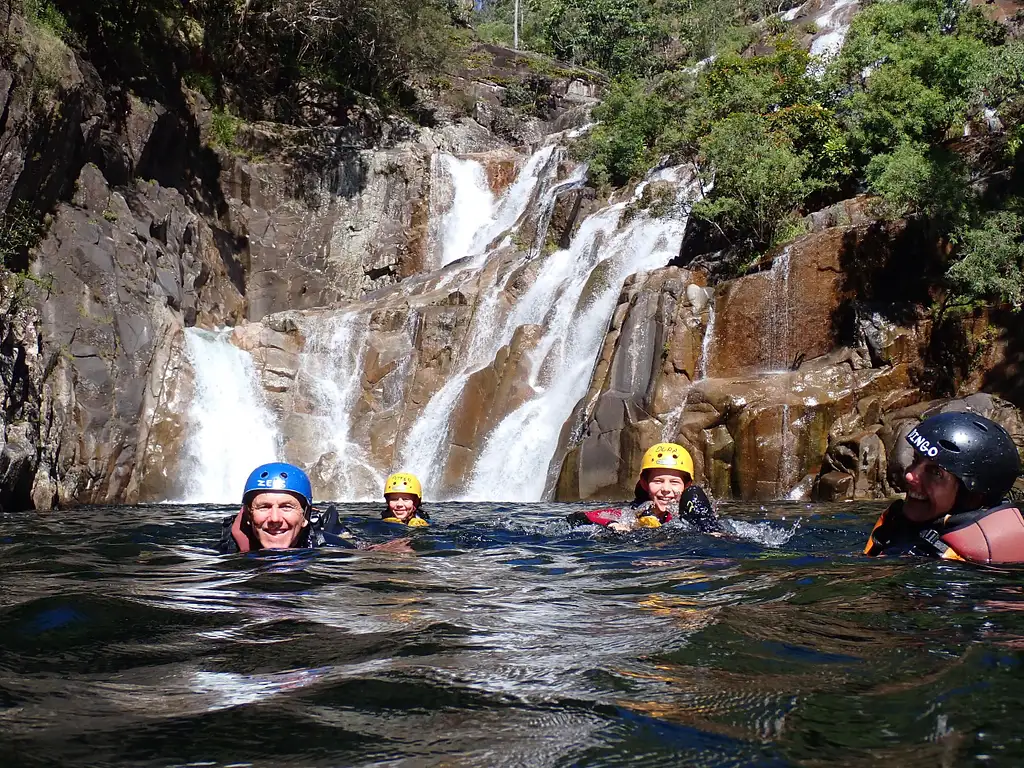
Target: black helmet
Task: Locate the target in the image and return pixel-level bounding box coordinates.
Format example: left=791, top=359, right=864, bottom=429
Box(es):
left=905, top=412, right=1021, bottom=503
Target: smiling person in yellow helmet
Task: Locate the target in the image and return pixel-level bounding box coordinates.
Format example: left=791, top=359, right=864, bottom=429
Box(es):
left=382, top=472, right=430, bottom=527
left=567, top=443, right=721, bottom=533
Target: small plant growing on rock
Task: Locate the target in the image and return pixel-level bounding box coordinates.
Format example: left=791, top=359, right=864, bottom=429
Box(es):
left=209, top=108, right=244, bottom=152
left=0, top=201, right=46, bottom=270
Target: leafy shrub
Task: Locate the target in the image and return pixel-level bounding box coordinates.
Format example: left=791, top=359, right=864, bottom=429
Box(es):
left=0, top=201, right=47, bottom=270
left=692, top=113, right=817, bottom=251
left=22, top=0, right=69, bottom=39
left=830, top=0, right=996, bottom=160
left=947, top=208, right=1024, bottom=311
left=573, top=77, right=680, bottom=187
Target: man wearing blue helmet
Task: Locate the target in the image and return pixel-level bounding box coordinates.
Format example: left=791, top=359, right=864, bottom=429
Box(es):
left=218, top=462, right=412, bottom=554
left=218, top=462, right=350, bottom=553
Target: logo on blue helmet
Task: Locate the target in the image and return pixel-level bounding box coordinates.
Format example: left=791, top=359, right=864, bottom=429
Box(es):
left=242, top=462, right=312, bottom=508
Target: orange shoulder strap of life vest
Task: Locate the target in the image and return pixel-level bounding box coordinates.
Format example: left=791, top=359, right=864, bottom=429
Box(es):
left=863, top=505, right=899, bottom=556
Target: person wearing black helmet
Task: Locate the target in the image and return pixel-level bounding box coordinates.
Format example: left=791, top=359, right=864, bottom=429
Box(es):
left=864, top=412, right=1024, bottom=565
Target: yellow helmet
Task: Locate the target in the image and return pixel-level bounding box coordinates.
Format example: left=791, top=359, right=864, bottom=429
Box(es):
left=384, top=472, right=422, bottom=499
left=637, top=442, right=694, bottom=485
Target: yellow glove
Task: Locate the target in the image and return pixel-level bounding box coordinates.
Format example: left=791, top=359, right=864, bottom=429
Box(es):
left=636, top=515, right=662, bottom=528
left=407, top=517, right=429, bottom=527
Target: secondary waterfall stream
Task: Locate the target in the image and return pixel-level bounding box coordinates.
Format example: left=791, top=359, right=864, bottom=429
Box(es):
left=177, top=329, right=280, bottom=503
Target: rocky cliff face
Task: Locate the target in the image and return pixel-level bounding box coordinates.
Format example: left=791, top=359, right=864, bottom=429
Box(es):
left=1, top=15, right=1020, bottom=510
left=0, top=19, right=602, bottom=509
left=554, top=204, right=1024, bottom=502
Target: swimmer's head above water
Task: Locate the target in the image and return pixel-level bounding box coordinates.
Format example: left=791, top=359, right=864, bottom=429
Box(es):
left=901, top=412, right=1020, bottom=523
left=239, top=462, right=313, bottom=549
left=382, top=472, right=428, bottom=527
left=634, top=443, right=695, bottom=522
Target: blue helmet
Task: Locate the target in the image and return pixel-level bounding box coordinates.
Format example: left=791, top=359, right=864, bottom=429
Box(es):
left=242, top=463, right=313, bottom=509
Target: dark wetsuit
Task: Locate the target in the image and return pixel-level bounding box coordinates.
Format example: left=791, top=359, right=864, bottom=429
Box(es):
left=865, top=499, right=1024, bottom=565
left=567, top=485, right=721, bottom=533
left=217, top=504, right=356, bottom=554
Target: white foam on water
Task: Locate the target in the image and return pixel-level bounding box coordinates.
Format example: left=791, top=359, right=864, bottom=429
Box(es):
left=722, top=518, right=801, bottom=547
left=177, top=328, right=280, bottom=503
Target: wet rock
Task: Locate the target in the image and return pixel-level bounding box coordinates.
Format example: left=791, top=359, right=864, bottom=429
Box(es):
left=817, top=471, right=854, bottom=502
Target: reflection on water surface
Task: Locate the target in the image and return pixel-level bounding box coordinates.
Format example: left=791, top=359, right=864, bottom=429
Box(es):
left=1, top=501, right=1023, bottom=767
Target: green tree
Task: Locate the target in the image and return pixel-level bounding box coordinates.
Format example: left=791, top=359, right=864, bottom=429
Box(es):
left=575, top=76, right=685, bottom=186
left=692, top=113, right=816, bottom=251
left=947, top=208, right=1024, bottom=311
left=830, top=0, right=997, bottom=160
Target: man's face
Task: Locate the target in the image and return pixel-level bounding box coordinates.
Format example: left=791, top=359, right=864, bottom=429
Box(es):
left=248, top=491, right=308, bottom=549
left=903, top=455, right=960, bottom=523
left=386, top=493, right=417, bottom=522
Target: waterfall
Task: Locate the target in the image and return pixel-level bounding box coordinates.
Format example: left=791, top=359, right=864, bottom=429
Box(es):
left=763, top=246, right=792, bottom=373
left=661, top=293, right=716, bottom=442
left=465, top=169, right=701, bottom=501
left=696, top=297, right=716, bottom=380
left=177, top=329, right=280, bottom=503
left=300, top=313, right=385, bottom=501
left=436, top=154, right=496, bottom=267
left=396, top=147, right=573, bottom=493
left=438, top=146, right=561, bottom=285
left=759, top=247, right=801, bottom=498
left=808, top=0, right=859, bottom=75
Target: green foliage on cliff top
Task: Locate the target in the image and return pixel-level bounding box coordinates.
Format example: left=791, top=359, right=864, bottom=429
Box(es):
left=473, top=0, right=790, bottom=76
left=16, top=0, right=466, bottom=125
left=555, top=0, right=1024, bottom=310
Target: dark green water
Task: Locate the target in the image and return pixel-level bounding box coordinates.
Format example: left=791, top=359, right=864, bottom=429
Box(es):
left=1, top=501, right=1024, bottom=767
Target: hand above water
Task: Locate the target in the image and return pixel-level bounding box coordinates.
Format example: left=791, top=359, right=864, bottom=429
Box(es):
left=363, top=537, right=415, bottom=554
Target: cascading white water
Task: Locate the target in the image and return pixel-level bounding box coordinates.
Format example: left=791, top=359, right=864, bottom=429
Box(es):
left=808, top=0, right=859, bottom=74
left=300, top=313, right=386, bottom=500
left=697, top=298, right=716, bottom=380
left=177, top=329, right=280, bottom=503
left=397, top=147, right=575, bottom=492
left=466, top=169, right=701, bottom=501
left=763, top=246, right=792, bottom=372
left=758, top=247, right=801, bottom=498
left=438, top=146, right=560, bottom=286
left=438, top=154, right=496, bottom=267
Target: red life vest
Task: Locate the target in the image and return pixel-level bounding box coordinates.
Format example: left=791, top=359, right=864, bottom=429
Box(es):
left=865, top=502, right=1024, bottom=565
left=567, top=507, right=672, bottom=528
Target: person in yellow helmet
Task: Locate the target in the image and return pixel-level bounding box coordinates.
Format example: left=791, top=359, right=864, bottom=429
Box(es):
left=567, top=443, right=720, bottom=533
left=381, top=472, right=430, bottom=527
